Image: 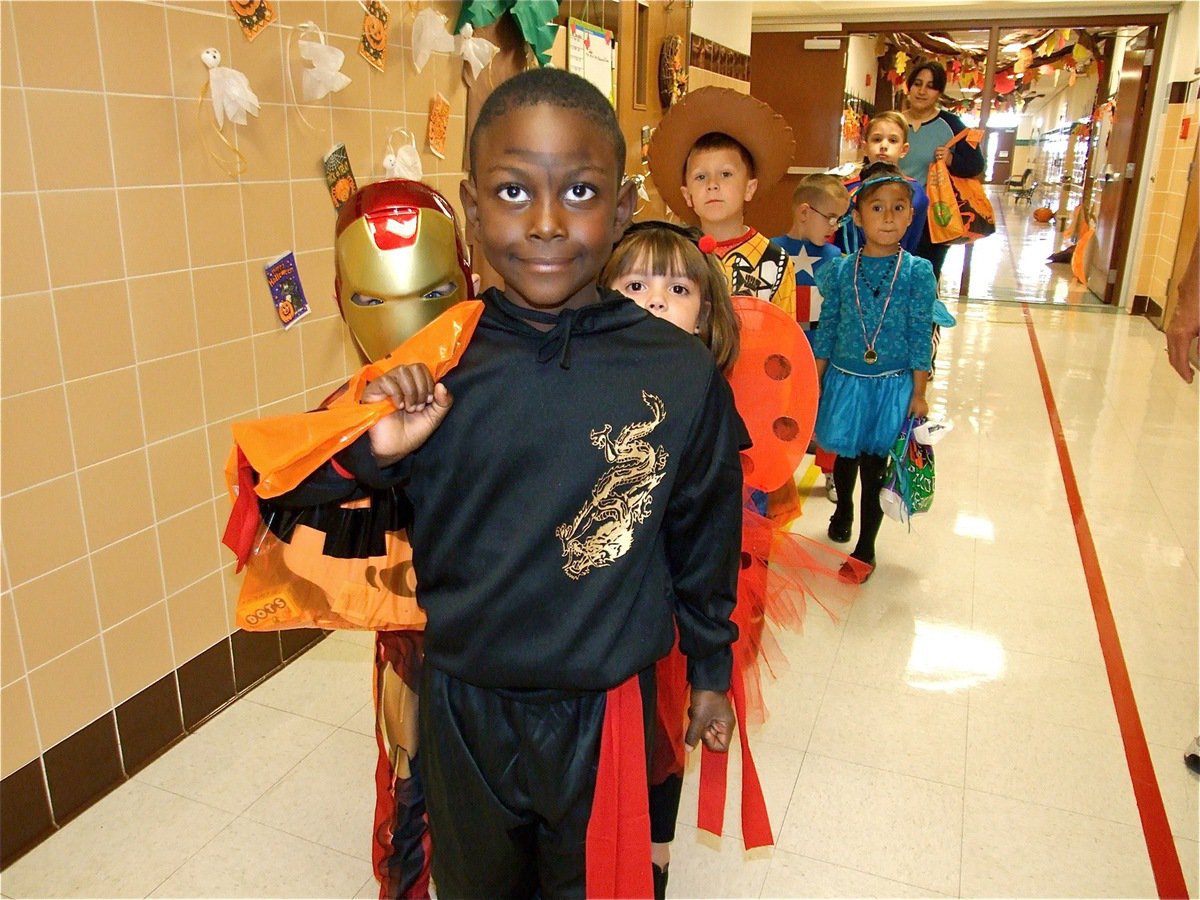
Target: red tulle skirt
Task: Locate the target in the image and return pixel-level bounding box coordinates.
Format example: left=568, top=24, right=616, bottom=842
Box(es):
left=651, top=490, right=869, bottom=846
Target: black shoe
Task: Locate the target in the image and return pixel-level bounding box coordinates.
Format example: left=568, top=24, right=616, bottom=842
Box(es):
left=653, top=863, right=668, bottom=900
left=828, top=515, right=852, bottom=543
left=1186, top=737, right=1200, bottom=775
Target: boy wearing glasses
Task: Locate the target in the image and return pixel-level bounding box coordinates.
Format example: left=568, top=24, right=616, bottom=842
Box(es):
left=772, top=173, right=849, bottom=503
left=773, top=173, right=850, bottom=332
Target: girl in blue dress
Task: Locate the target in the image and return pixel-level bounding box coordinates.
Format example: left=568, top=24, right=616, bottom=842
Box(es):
left=813, top=161, right=935, bottom=581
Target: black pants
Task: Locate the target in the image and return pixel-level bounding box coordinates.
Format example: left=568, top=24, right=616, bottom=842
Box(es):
left=419, top=666, right=655, bottom=899
left=648, top=772, right=683, bottom=844
left=916, top=226, right=951, bottom=280
left=832, top=453, right=888, bottom=563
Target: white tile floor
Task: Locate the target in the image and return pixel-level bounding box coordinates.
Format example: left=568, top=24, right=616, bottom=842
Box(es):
left=940, top=188, right=1102, bottom=306
left=2, top=303, right=1198, bottom=899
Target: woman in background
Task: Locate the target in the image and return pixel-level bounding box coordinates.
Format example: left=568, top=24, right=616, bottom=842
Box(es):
left=900, top=59, right=985, bottom=281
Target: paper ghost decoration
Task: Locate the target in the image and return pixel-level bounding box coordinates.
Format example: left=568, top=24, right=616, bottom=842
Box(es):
left=201, top=48, right=260, bottom=128
left=411, top=7, right=498, bottom=78
left=457, top=23, right=498, bottom=79
left=381, top=128, right=422, bottom=180
left=412, top=7, right=456, bottom=72
left=297, top=23, right=351, bottom=101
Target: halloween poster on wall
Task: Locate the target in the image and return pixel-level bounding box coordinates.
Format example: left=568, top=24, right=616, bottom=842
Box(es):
left=228, top=0, right=275, bottom=42
left=264, top=252, right=310, bottom=330
left=323, top=143, right=357, bottom=210
left=359, top=0, right=390, bottom=72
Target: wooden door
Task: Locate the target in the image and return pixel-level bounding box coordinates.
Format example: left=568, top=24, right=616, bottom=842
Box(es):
left=987, top=128, right=1017, bottom=184
left=612, top=0, right=690, bottom=222
left=1087, top=31, right=1154, bottom=302
left=745, top=32, right=848, bottom=236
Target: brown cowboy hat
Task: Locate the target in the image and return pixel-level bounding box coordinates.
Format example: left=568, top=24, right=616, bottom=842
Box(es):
left=648, top=87, right=795, bottom=222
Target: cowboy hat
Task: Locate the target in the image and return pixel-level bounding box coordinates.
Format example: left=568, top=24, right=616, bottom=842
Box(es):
left=648, top=87, right=795, bottom=222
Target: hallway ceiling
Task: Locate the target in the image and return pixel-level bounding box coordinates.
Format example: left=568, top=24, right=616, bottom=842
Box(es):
left=749, top=0, right=1173, bottom=26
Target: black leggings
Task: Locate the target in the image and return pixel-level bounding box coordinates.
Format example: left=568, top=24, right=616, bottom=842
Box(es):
left=649, top=772, right=683, bottom=844
left=831, top=453, right=888, bottom=563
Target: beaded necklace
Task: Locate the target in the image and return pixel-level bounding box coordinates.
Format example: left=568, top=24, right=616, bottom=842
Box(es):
left=851, top=250, right=903, bottom=364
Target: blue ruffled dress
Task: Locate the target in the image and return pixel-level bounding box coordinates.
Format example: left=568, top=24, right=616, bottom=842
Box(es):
left=811, top=251, right=936, bottom=457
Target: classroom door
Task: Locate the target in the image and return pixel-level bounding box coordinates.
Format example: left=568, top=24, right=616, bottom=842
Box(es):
left=987, top=128, right=1017, bottom=184
left=1086, top=30, right=1155, bottom=303
left=745, top=32, right=848, bottom=236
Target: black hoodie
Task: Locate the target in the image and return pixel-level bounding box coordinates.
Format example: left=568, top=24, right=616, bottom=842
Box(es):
left=272, top=287, right=746, bottom=692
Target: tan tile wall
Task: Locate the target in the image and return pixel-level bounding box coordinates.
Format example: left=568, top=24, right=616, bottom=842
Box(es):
left=0, top=0, right=470, bottom=778
left=1134, top=100, right=1198, bottom=301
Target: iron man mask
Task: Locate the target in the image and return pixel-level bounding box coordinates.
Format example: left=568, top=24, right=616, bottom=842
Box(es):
left=334, top=179, right=473, bottom=362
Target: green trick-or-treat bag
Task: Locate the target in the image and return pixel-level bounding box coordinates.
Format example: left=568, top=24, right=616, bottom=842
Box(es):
left=880, top=417, right=937, bottom=525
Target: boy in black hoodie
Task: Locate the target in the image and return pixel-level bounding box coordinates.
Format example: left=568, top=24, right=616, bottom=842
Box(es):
left=275, top=68, right=744, bottom=897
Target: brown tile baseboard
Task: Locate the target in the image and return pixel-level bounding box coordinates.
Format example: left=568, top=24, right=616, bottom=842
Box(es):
left=0, top=760, right=54, bottom=870
left=115, top=672, right=186, bottom=777
left=232, top=629, right=282, bottom=694
left=0, top=627, right=328, bottom=870
left=178, top=639, right=237, bottom=730
left=43, top=713, right=124, bottom=826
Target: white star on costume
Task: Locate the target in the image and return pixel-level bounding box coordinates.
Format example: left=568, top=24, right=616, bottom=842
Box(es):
left=791, top=245, right=820, bottom=279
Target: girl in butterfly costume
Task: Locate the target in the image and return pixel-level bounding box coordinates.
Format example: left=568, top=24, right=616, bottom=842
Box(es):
left=601, top=222, right=866, bottom=899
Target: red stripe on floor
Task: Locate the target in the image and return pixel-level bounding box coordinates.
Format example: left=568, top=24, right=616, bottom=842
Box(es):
left=1022, top=304, right=1189, bottom=900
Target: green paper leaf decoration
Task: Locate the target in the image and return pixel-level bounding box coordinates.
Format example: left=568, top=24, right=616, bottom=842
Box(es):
left=456, top=0, right=560, bottom=67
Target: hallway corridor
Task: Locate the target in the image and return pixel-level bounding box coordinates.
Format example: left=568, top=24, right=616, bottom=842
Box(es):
left=941, top=187, right=1105, bottom=306
left=1, top=302, right=1196, bottom=899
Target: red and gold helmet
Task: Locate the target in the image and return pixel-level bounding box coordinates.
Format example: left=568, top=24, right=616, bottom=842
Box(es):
left=334, top=179, right=473, bottom=362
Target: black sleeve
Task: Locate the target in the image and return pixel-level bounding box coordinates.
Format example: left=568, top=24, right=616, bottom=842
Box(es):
left=266, top=433, right=412, bottom=509
left=943, top=111, right=985, bottom=179
left=663, top=369, right=745, bottom=692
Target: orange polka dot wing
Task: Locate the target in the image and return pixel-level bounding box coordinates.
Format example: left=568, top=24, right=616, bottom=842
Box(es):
left=727, top=296, right=818, bottom=493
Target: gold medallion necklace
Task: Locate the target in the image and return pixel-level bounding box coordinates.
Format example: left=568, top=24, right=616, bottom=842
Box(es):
left=851, top=250, right=903, bottom=365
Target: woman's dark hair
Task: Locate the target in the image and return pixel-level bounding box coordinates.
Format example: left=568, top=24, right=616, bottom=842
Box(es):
left=905, top=59, right=947, bottom=93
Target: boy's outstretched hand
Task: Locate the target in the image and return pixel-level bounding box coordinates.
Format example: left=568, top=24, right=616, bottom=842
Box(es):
left=361, top=363, right=453, bottom=465
left=684, top=688, right=735, bottom=753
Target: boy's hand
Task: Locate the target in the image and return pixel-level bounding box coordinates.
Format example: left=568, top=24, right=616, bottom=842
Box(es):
left=908, top=395, right=929, bottom=418
left=361, top=364, right=453, bottom=464
left=684, top=688, right=735, bottom=753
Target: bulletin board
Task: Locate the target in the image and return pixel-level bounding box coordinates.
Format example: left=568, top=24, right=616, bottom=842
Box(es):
left=567, top=17, right=616, bottom=107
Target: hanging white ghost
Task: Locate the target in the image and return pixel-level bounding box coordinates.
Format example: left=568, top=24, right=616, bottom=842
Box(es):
left=201, top=48, right=260, bottom=128
left=296, top=22, right=351, bottom=102
left=411, top=7, right=498, bottom=79
left=381, top=128, right=422, bottom=181
left=456, top=23, right=498, bottom=79
left=411, top=7, right=456, bottom=72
